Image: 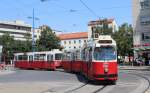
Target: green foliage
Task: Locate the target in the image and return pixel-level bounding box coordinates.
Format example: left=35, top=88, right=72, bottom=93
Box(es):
left=112, top=23, right=133, bottom=57
left=93, top=19, right=113, bottom=36
left=36, top=26, right=61, bottom=51
left=0, top=33, right=32, bottom=63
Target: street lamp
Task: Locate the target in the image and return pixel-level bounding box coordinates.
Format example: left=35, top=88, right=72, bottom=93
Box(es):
left=28, top=8, right=39, bottom=52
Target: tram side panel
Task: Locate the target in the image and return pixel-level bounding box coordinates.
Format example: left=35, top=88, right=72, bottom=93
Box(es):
left=42, top=61, right=56, bottom=70
left=62, top=61, right=72, bottom=72
left=54, top=60, right=62, bottom=68
left=82, top=61, right=88, bottom=77
left=72, top=60, right=82, bottom=73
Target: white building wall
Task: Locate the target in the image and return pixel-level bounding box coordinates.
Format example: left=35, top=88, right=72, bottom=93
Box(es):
left=132, top=0, right=150, bottom=65
left=132, top=0, right=150, bottom=49
left=61, top=38, right=88, bottom=51
left=88, top=19, right=118, bottom=41
left=0, top=20, right=32, bottom=41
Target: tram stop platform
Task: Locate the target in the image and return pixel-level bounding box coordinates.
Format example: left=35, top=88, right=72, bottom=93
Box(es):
left=119, top=66, right=150, bottom=71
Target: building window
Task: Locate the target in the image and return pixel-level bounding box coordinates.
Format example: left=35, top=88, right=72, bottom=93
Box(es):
left=140, top=16, right=150, bottom=25
left=140, top=0, right=150, bottom=9
left=64, top=41, right=66, bottom=44
left=79, top=40, right=81, bottom=43
left=74, top=40, right=76, bottom=44
left=142, top=33, right=150, bottom=41
left=34, top=35, right=37, bottom=38
left=69, top=41, right=71, bottom=44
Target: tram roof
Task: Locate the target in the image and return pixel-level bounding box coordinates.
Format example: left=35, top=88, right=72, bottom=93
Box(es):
left=14, top=49, right=62, bottom=56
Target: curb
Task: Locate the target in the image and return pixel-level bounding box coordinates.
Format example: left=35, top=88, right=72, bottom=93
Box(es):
left=119, top=66, right=150, bottom=71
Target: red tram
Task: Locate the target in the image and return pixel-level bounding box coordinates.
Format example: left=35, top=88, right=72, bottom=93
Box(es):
left=14, top=35, right=117, bottom=83
left=62, top=35, right=118, bottom=83
left=62, top=50, right=82, bottom=73
left=14, top=49, right=62, bottom=70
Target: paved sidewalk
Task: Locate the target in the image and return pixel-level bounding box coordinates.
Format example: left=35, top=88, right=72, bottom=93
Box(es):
left=0, top=70, right=15, bottom=75
left=119, top=66, right=150, bottom=70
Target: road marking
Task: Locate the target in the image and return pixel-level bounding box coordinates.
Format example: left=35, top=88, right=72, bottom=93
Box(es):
left=117, top=82, right=138, bottom=87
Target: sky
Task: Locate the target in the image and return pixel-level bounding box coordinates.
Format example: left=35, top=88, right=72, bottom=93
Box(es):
left=0, top=0, right=132, bottom=33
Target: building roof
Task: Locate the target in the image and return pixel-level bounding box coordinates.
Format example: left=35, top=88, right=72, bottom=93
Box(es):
left=88, top=18, right=114, bottom=26
left=58, top=32, right=88, bottom=40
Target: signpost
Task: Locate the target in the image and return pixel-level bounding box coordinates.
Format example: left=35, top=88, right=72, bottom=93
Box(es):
left=0, top=45, right=3, bottom=63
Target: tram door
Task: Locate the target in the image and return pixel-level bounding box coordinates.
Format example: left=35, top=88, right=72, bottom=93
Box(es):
left=88, top=47, right=93, bottom=77
left=28, top=55, right=33, bottom=68
left=47, top=54, right=53, bottom=62
left=29, top=55, right=33, bottom=62
left=71, top=52, right=75, bottom=72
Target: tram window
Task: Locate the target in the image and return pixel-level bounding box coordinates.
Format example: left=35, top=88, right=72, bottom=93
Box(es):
left=18, top=55, right=27, bottom=60
left=34, top=54, right=46, bottom=61
left=18, top=55, right=22, bottom=60
left=39, top=54, right=45, bottom=60
left=55, top=53, right=62, bottom=60
left=47, top=54, right=52, bottom=61
left=63, top=53, right=71, bottom=61
left=81, top=50, right=86, bottom=60
left=29, top=55, right=33, bottom=61
left=75, top=51, right=81, bottom=60
left=22, top=55, right=28, bottom=60
left=94, top=47, right=116, bottom=60
left=51, top=55, right=53, bottom=61
left=34, top=54, right=39, bottom=60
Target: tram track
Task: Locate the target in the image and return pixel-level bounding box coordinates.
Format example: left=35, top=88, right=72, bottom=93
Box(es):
left=127, top=71, right=150, bottom=93
left=92, top=85, right=107, bottom=93
left=56, top=69, right=109, bottom=93
left=65, top=83, right=88, bottom=93
left=65, top=82, right=107, bottom=93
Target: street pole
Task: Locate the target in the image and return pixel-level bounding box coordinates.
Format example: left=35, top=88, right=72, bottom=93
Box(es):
left=32, top=8, right=35, bottom=52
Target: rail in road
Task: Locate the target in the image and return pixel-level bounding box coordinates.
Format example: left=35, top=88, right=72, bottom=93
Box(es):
left=56, top=69, right=150, bottom=93
left=127, top=71, right=150, bottom=93
left=65, top=82, right=108, bottom=93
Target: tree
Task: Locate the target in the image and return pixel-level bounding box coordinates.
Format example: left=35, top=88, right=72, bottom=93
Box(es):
left=0, top=33, right=15, bottom=64
left=112, top=23, right=133, bottom=60
left=0, top=33, right=32, bottom=64
left=37, top=26, right=61, bottom=51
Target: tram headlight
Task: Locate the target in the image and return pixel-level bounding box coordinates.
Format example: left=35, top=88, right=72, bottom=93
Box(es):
left=104, top=67, right=108, bottom=73
left=103, top=63, right=108, bottom=73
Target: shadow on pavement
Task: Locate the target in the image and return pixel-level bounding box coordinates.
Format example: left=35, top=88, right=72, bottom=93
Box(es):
left=75, top=73, right=115, bottom=85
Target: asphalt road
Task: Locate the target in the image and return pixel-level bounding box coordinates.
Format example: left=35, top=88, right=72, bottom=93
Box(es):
left=0, top=69, right=149, bottom=93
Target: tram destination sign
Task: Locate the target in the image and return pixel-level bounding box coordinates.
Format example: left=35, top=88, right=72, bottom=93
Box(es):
left=98, top=40, right=112, bottom=43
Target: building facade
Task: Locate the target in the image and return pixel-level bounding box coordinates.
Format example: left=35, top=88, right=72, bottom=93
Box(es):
left=58, top=32, right=88, bottom=51
left=0, top=20, right=32, bottom=41
left=88, top=18, right=118, bottom=40
left=132, top=0, right=150, bottom=65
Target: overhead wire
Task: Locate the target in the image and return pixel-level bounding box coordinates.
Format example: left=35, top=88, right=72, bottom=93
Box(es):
left=79, top=0, right=100, bottom=18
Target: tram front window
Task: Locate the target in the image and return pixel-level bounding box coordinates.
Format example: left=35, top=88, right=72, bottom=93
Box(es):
left=94, top=46, right=116, bottom=61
